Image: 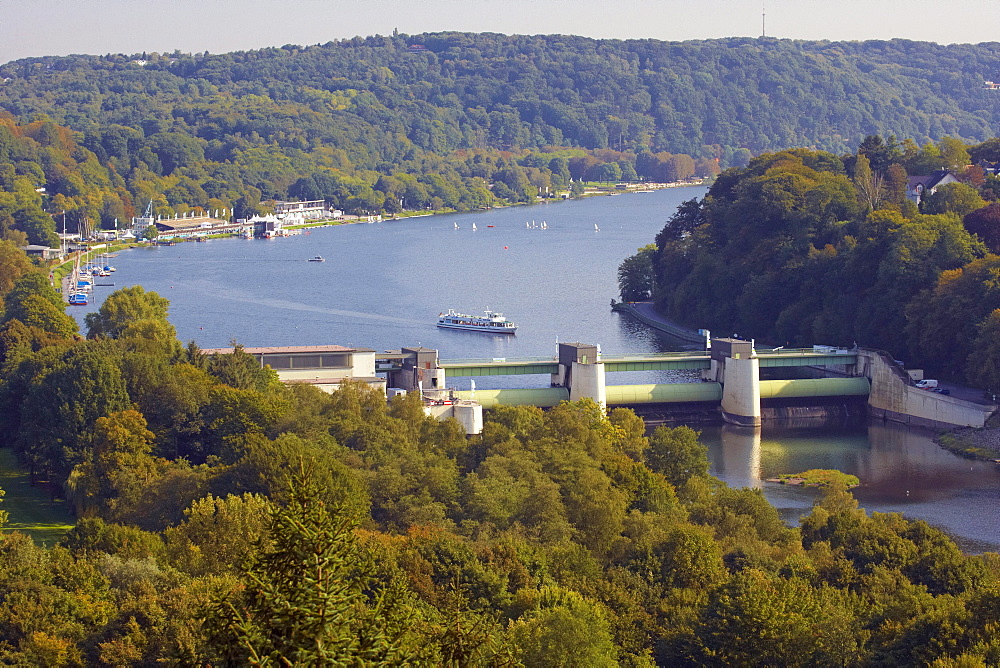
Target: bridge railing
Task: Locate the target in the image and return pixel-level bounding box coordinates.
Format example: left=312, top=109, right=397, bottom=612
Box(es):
left=440, top=356, right=557, bottom=366
left=440, top=347, right=845, bottom=367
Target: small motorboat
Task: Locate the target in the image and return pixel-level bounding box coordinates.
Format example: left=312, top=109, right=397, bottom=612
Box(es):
left=308, top=256, right=325, bottom=262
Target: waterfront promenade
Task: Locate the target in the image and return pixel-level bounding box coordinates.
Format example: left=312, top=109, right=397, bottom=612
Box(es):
left=611, top=300, right=706, bottom=344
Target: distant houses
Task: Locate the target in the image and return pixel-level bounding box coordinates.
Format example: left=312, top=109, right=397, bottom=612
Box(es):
left=906, top=170, right=959, bottom=205
left=21, top=244, right=63, bottom=261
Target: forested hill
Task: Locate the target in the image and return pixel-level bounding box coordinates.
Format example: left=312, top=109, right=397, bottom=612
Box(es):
left=3, top=33, right=1000, bottom=162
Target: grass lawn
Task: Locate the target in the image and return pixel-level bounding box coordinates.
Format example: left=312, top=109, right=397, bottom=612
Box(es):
left=0, top=449, right=75, bottom=546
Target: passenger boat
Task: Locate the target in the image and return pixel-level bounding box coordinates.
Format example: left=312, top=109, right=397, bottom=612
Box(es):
left=436, top=309, right=517, bottom=334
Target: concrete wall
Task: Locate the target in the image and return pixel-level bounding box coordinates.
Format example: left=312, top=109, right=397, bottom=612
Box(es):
left=352, top=351, right=376, bottom=377
left=720, top=356, right=761, bottom=426
left=860, top=350, right=994, bottom=428
left=569, top=361, right=607, bottom=408
left=759, top=377, right=870, bottom=399
left=424, top=401, right=483, bottom=435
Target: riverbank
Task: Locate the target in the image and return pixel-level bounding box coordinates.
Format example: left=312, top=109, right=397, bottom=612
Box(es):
left=936, top=425, right=1000, bottom=462
left=610, top=300, right=707, bottom=345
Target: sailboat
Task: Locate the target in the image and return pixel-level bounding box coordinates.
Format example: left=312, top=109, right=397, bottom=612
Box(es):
left=594, top=223, right=600, bottom=231
left=67, top=253, right=89, bottom=305
left=454, top=222, right=459, bottom=229
left=472, top=222, right=477, bottom=231
left=541, top=221, right=547, bottom=229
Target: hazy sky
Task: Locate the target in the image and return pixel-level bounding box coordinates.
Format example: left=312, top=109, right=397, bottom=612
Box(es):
left=2, top=0, right=998, bottom=65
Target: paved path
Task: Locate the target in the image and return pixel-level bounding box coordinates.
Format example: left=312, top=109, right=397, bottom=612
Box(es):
left=613, top=301, right=706, bottom=344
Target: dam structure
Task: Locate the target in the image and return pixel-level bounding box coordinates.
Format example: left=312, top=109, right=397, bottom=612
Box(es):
left=207, top=338, right=996, bottom=431
left=439, top=339, right=993, bottom=430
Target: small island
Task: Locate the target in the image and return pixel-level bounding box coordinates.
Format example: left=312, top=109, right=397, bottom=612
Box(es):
left=767, top=469, right=860, bottom=488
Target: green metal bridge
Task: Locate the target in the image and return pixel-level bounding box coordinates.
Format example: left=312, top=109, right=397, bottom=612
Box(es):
left=439, top=348, right=857, bottom=377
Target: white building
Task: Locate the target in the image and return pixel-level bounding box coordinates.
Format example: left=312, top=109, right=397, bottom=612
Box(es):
left=199, top=345, right=384, bottom=394
left=274, top=200, right=327, bottom=218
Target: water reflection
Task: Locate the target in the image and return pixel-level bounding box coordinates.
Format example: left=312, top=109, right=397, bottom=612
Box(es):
left=700, top=418, right=1000, bottom=553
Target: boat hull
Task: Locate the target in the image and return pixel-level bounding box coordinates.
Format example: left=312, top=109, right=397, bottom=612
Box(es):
left=437, top=322, right=516, bottom=334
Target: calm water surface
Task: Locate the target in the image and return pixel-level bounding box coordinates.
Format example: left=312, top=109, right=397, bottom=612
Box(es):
left=76, top=187, right=1000, bottom=553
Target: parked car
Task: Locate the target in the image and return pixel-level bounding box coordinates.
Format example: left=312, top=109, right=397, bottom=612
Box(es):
left=932, top=387, right=951, bottom=395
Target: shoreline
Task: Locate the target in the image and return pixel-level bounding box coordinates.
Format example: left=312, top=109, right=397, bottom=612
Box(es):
left=51, top=180, right=709, bottom=292
left=936, top=427, right=1000, bottom=462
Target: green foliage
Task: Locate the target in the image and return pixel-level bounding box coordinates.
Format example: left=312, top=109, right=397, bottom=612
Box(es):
left=776, top=469, right=860, bottom=488
left=204, top=468, right=417, bottom=665
left=84, top=285, right=176, bottom=346
left=16, top=344, right=133, bottom=478
left=164, top=493, right=272, bottom=576
left=205, top=342, right=279, bottom=391
left=694, top=568, right=861, bottom=666
left=509, top=586, right=619, bottom=667
left=5, top=35, right=1000, bottom=230
left=643, top=143, right=995, bottom=382
left=0, top=255, right=993, bottom=663
left=618, top=244, right=656, bottom=301
left=646, top=425, right=709, bottom=487
left=0, top=240, right=35, bottom=298
left=923, top=182, right=987, bottom=217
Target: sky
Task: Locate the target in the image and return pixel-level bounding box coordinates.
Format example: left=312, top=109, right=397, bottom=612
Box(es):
left=1, top=0, right=999, bottom=65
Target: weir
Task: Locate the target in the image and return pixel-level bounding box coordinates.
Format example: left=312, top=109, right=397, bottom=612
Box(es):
left=207, top=337, right=994, bottom=430
left=443, top=338, right=991, bottom=428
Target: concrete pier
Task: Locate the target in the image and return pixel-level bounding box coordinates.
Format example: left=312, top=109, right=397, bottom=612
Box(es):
left=554, top=343, right=607, bottom=408
left=709, top=339, right=762, bottom=426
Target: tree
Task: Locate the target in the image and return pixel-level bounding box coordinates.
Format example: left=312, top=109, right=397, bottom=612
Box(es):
left=965, top=309, right=1000, bottom=390
left=16, top=346, right=132, bottom=477
left=204, top=468, right=417, bottom=665
left=140, top=224, right=159, bottom=242
left=646, top=425, right=709, bottom=487
left=2, top=272, right=78, bottom=338
left=65, top=409, right=161, bottom=519
left=84, top=285, right=175, bottom=345
left=206, top=342, right=279, bottom=392
left=594, top=162, right=622, bottom=183
left=654, top=524, right=726, bottom=590
left=853, top=153, right=883, bottom=211
left=617, top=244, right=656, bottom=301
left=0, top=240, right=34, bottom=298
left=164, top=492, right=272, bottom=576
left=695, top=568, right=860, bottom=666
left=922, top=182, right=986, bottom=217
left=509, top=587, right=619, bottom=667
left=963, top=203, right=1000, bottom=252
left=938, top=136, right=971, bottom=172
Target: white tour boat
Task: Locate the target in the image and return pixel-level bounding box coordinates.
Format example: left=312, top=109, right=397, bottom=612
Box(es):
left=436, top=309, right=517, bottom=334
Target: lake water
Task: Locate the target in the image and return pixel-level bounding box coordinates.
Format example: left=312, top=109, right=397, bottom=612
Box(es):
left=75, top=188, right=1000, bottom=553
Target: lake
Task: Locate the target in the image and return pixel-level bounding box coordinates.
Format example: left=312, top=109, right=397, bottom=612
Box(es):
left=74, top=187, right=1000, bottom=553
